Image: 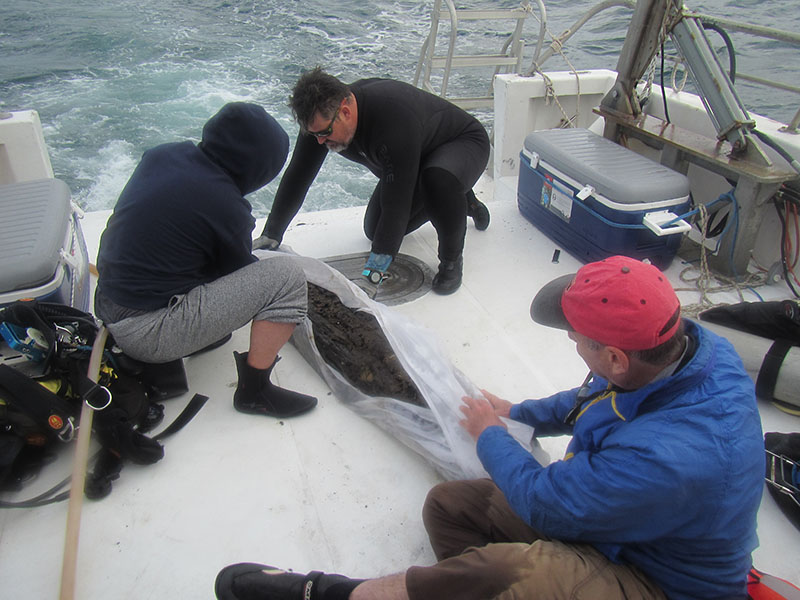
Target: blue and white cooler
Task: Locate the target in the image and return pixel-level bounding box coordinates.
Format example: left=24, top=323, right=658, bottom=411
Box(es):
left=0, top=178, right=90, bottom=311
left=517, top=128, right=692, bottom=269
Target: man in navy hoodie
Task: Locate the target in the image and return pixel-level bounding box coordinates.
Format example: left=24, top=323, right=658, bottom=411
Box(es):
left=215, top=256, right=763, bottom=599
left=95, top=102, right=317, bottom=418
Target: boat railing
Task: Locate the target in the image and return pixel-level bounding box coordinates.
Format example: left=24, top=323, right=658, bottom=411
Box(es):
left=528, top=2, right=800, bottom=133
left=525, top=0, right=636, bottom=73
left=415, top=0, right=799, bottom=132
left=413, top=0, right=538, bottom=109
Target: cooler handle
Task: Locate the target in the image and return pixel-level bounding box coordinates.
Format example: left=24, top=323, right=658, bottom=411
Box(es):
left=642, top=210, right=691, bottom=236
left=521, top=148, right=539, bottom=169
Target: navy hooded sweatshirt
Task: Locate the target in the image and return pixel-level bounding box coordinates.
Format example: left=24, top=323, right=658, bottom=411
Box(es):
left=96, top=102, right=289, bottom=310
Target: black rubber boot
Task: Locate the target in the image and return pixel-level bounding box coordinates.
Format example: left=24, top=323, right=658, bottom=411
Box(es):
left=432, top=256, right=463, bottom=295
left=466, top=190, right=490, bottom=231
left=233, top=352, right=317, bottom=418
left=215, top=563, right=364, bottom=600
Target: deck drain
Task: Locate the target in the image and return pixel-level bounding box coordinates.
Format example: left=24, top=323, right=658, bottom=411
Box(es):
left=322, top=252, right=434, bottom=306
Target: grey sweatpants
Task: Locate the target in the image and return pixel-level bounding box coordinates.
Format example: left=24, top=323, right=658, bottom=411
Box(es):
left=406, top=479, right=667, bottom=600
left=96, top=255, right=307, bottom=363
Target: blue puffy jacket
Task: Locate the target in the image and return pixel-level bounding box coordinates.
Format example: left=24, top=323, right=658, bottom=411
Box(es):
left=477, top=320, right=763, bottom=599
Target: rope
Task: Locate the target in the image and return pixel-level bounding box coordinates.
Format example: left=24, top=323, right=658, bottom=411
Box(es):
left=670, top=58, right=688, bottom=93
left=641, top=48, right=657, bottom=101
left=676, top=203, right=768, bottom=317
left=526, top=12, right=581, bottom=128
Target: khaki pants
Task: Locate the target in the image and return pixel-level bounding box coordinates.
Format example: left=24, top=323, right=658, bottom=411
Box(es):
left=405, top=479, right=667, bottom=600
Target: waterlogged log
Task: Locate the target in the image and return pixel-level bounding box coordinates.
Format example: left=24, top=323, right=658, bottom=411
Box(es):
left=306, top=283, right=425, bottom=407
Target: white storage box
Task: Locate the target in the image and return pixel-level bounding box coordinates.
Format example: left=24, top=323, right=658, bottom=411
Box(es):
left=0, top=179, right=90, bottom=310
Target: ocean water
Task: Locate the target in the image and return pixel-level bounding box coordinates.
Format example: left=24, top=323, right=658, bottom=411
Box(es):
left=1, top=0, right=798, bottom=215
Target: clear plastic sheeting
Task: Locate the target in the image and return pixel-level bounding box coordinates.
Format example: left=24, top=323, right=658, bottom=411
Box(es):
left=256, top=248, right=545, bottom=480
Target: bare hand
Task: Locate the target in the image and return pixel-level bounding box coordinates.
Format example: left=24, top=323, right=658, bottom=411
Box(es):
left=459, top=395, right=508, bottom=441
left=480, top=389, right=513, bottom=419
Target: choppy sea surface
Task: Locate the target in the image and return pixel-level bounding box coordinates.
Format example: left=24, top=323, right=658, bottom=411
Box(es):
left=1, top=0, right=798, bottom=214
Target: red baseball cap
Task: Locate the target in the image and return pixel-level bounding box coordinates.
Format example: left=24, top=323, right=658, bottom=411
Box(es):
left=530, top=256, right=681, bottom=350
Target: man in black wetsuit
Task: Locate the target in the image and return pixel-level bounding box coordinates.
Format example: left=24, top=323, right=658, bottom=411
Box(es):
left=254, top=67, right=491, bottom=295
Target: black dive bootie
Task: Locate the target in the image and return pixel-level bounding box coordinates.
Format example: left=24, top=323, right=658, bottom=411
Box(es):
left=233, top=351, right=317, bottom=417
left=466, top=190, right=490, bottom=231
left=215, top=563, right=364, bottom=600
left=432, top=256, right=463, bottom=295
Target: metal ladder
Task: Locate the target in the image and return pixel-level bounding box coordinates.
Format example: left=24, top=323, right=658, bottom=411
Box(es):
left=413, top=0, right=534, bottom=109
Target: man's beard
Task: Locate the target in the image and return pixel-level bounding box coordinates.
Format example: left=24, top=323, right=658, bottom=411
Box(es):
left=326, top=132, right=353, bottom=154
left=326, top=140, right=349, bottom=153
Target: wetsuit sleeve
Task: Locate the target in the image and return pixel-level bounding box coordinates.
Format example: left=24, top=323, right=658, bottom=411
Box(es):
left=367, top=119, right=425, bottom=257
left=509, top=388, right=579, bottom=437
left=263, top=133, right=328, bottom=241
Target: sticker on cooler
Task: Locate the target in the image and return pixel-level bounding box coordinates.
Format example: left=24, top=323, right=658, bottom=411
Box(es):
left=540, top=173, right=574, bottom=222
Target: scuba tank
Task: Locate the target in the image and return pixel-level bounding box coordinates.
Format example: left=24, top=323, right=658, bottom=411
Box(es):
left=697, top=300, right=800, bottom=411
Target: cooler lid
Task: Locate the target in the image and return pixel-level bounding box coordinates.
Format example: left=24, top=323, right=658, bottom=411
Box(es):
left=0, top=178, right=72, bottom=293
left=523, top=128, right=690, bottom=206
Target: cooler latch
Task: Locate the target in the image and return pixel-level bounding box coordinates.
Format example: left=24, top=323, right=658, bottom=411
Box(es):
left=643, top=211, right=691, bottom=236
left=576, top=186, right=595, bottom=201
left=521, top=148, right=539, bottom=169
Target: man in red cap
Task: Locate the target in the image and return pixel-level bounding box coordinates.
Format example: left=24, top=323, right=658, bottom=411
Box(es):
left=215, top=256, right=764, bottom=600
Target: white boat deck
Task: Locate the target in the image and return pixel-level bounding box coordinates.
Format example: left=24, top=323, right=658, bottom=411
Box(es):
left=1, top=176, right=799, bottom=598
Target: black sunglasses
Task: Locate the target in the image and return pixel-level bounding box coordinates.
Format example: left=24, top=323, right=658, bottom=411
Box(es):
left=307, top=106, right=341, bottom=138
